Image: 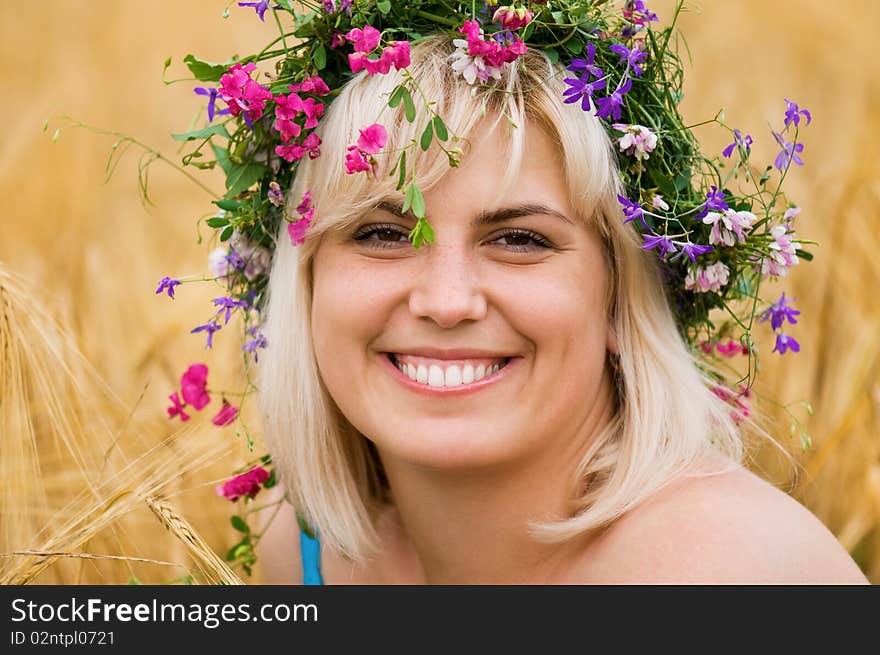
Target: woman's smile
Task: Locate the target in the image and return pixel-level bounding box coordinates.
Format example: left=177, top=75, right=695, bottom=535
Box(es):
left=380, top=351, right=522, bottom=396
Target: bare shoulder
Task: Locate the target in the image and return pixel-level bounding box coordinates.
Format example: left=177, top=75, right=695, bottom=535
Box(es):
left=580, top=456, right=869, bottom=584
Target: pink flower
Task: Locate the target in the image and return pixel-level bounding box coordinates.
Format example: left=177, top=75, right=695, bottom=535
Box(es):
left=289, top=74, right=331, bottom=96
left=715, top=339, right=743, bottom=357
left=357, top=123, right=387, bottom=154
left=219, top=62, right=273, bottom=122
left=288, top=190, right=315, bottom=246
left=345, top=25, right=381, bottom=53
left=345, top=145, right=372, bottom=174
left=167, top=392, right=190, bottom=421
left=180, top=363, right=210, bottom=410
left=212, top=401, right=239, bottom=426
left=330, top=30, right=347, bottom=49
left=215, top=466, right=270, bottom=502
left=386, top=41, right=411, bottom=69
left=492, top=6, right=535, bottom=30
left=753, top=224, right=801, bottom=277
left=684, top=261, right=730, bottom=293
left=275, top=132, right=322, bottom=163
left=449, top=20, right=527, bottom=85
left=702, top=208, right=755, bottom=247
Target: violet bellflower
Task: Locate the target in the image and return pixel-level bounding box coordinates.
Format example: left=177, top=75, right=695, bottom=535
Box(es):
left=722, top=128, right=753, bottom=158
left=671, top=241, right=714, bottom=264
left=155, top=276, right=181, bottom=299
left=608, top=44, right=647, bottom=77
left=642, top=233, right=678, bottom=259
left=696, top=186, right=729, bottom=219
left=237, top=1, right=282, bottom=21
left=783, top=99, right=812, bottom=129
left=772, top=131, right=805, bottom=171
left=193, top=87, right=230, bottom=123
left=567, top=43, right=604, bottom=81
left=214, top=296, right=249, bottom=324
left=618, top=194, right=649, bottom=230
left=773, top=332, right=800, bottom=355
left=562, top=75, right=606, bottom=113
left=191, top=320, right=222, bottom=349
left=595, top=78, right=632, bottom=121
left=759, top=292, right=801, bottom=331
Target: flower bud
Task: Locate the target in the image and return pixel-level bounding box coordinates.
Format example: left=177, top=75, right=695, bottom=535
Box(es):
left=492, top=5, right=535, bottom=31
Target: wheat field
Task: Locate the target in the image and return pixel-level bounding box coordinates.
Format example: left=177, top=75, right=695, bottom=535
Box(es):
left=1, top=1, right=877, bottom=583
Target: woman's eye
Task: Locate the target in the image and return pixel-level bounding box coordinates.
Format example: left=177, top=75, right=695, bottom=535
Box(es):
left=489, top=229, right=554, bottom=252
left=351, top=224, right=409, bottom=249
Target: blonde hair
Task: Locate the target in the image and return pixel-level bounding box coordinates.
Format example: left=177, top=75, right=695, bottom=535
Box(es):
left=259, top=35, right=753, bottom=558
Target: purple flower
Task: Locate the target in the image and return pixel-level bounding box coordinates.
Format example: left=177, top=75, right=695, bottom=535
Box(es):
left=242, top=330, right=268, bottom=363
left=759, top=292, right=800, bottom=331
left=696, top=185, right=730, bottom=219
left=783, top=99, right=811, bottom=129
left=618, top=194, right=648, bottom=230
left=155, top=276, right=181, bottom=299
left=672, top=241, right=714, bottom=264
left=773, top=131, right=805, bottom=171
left=193, top=87, right=230, bottom=123
left=772, top=332, right=800, bottom=355
left=322, top=0, right=352, bottom=14
left=595, top=78, right=632, bottom=121
left=722, top=129, right=753, bottom=158
left=562, top=75, right=607, bottom=112
left=237, top=1, right=280, bottom=21
left=608, top=44, right=647, bottom=77
left=642, top=233, right=678, bottom=259
left=214, top=296, right=248, bottom=324
left=567, top=44, right=604, bottom=80
left=225, top=247, right=247, bottom=272
left=191, top=321, right=222, bottom=348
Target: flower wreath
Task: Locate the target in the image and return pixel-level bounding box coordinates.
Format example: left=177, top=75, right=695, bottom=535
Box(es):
left=116, top=0, right=814, bottom=576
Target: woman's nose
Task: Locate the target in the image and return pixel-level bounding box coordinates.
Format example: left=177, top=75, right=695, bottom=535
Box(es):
left=407, top=242, right=488, bottom=329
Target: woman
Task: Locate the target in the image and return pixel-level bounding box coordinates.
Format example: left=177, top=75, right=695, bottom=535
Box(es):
left=254, top=36, right=866, bottom=584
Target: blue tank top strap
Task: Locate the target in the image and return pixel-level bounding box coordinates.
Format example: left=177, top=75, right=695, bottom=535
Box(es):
left=299, top=529, right=324, bottom=585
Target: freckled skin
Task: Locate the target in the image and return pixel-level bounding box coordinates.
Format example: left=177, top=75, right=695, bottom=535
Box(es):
left=311, top=117, right=617, bottom=471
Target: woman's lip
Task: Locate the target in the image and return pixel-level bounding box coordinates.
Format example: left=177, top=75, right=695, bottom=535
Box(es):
left=380, top=352, right=520, bottom=396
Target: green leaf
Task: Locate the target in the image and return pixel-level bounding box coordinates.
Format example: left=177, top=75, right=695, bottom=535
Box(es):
left=264, top=468, right=277, bottom=488
left=545, top=48, right=560, bottom=64
left=432, top=115, right=448, bottom=141
left=183, top=54, right=230, bottom=82
left=224, top=162, right=267, bottom=198
left=274, top=0, right=295, bottom=10
left=521, top=21, right=536, bottom=40
left=211, top=144, right=232, bottom=175
left=420, top=121, right=433, bottom=151
left=172, top=123, right=229, bottom=142
left=211, top=200, right=241, bottom=212
left=388, top=84, right=405, bottom=109
left=377, top=0, right=391, bottom=13
left=220, top=225, right=235, bottom=242
left=313, top=43, right=326, bottom=70
left=420, top=217, right=435, bottom=244
left=206, top=216, right=230, bottom=228
left=563, top=39, right=583, bottom=55
left=231, top=516, right=250, bottom=533
left=402, top=183, right=413, bottom=215
left=397, top=151, right=407, bottom=190
left=410, top=183, right=426, bottom=218
left=795, top=249, right=813, bottom=261
left=401, top=87, right=416, bottom=122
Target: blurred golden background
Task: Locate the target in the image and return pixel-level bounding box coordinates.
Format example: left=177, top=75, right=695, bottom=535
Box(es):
left=1, top=1, right=878, bottom=583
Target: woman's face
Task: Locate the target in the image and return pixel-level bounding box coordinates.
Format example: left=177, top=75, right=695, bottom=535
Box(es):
left=311, top=118, right=616, bottom=470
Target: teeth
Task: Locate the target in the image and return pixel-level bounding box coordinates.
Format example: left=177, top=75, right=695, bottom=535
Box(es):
left=427, top=365, right=444, bottom=387
left=444, top=365, right=462, bottom=386
left=394, top=355, right=508, bottom=387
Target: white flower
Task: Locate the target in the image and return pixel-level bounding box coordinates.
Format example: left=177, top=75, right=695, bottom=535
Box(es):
left=652, top=194, right=670, bottom=211
left=448, top=38, right=504, bottom=86
left=612, top=123, right=658, bottom=162
left=208, top=247, right=231, bottom=280
left=754, top=224, right=801, bottom=277
left=702, top=208, right=755, bottom=247
left=684, top=261, right=730, bottom=293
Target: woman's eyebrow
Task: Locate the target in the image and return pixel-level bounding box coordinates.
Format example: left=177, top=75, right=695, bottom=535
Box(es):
left=375, top=200, right=573, bottom=226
